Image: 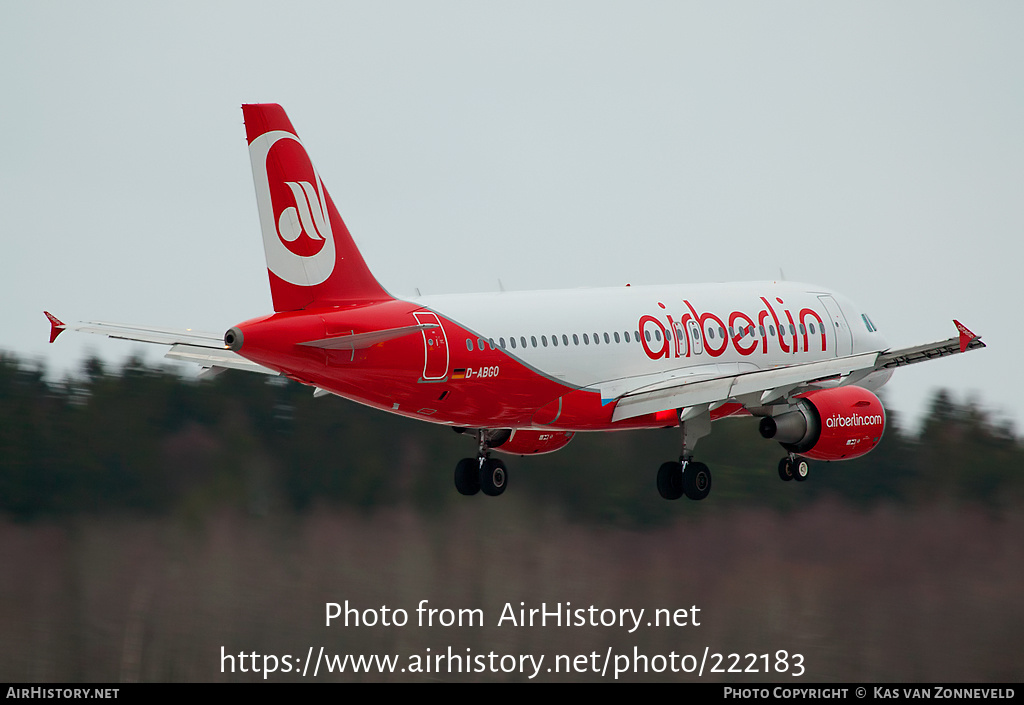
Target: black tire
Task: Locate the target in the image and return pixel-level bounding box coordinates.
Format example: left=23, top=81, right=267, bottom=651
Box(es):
left=683, top=461, right=711, bottom=501
left=657, top=461, right=684, bottom=500
left=454, top=458, right=480, bottom=495
left=792, top=458, right=810, bottom=482
left=480, top=458, right=508, bottom=496
left=778, top=457, right=794, bottom=482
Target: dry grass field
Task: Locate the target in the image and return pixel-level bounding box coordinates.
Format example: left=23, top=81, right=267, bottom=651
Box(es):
left=2, top=498, right=1021, bottom=682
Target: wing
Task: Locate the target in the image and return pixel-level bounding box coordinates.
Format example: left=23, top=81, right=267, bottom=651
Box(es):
left=874, top=319, right=985, bottom=369
left=609, top=352, right=879, bottom=422
left=608, top=320, right=985, bottom=423
left=44, top=312, right=278, bottom=376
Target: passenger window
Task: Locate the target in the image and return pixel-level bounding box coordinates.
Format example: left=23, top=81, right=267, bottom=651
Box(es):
left=510, top=337, right=516, bottom=349
left=531, top=336, right=537, bottom=348
left=594, top=333, right=600, bottom=345
left=466, top=339, right=473, bottom=351
left=520, top=336, right=527, bottom=348
left=708, top=328, right=715, bottom=340
left=759, top=325, right=765, bottom=336
left=499, top=337, right=506, bottom=348
left=551, top=335, right=558, bottom=347
left=583, top=333, right=590, bottom=345
left=541, top=335, right=548, bottom=347
left=645, top=330, right=651, bottom=342
left=653, top=330, right=661, bottom=342
left=573, top=334, right=579, bottom=345
left=613, top=332, right=620, bottom=343
left=562, top=334, right=569, bottom=346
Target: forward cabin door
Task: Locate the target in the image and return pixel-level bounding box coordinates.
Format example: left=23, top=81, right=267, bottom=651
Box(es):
left=818, top=295, right=852, bottom=357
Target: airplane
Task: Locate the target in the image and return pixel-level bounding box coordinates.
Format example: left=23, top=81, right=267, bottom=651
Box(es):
left=45, top=103, right=986, bottom=502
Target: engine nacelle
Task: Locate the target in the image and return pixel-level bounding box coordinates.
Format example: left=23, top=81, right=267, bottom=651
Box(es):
left=492, top=429, right=575, bottom=456
left=758, top=386, right=885, bottom=461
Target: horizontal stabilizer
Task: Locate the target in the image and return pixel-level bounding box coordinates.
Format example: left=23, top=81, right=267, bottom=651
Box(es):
left=298, top=323, right=437, bottom=351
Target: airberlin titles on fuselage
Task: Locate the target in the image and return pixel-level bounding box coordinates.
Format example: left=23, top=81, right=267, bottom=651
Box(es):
left=638, top=296, right=828, bottom=360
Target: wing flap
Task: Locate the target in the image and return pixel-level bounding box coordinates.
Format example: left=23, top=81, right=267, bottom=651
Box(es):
left=611, top=352, right=879, bottom=422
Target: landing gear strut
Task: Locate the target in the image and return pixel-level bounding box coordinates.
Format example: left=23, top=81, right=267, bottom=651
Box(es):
left=657, top=409, right=713, bottom=501
left=454, top=430, right=508, bottom=497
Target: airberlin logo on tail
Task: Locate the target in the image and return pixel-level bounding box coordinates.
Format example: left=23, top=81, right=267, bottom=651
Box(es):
left=278, top=181, right=329, bottom=247
left=249, top=130, right=337, bottom=287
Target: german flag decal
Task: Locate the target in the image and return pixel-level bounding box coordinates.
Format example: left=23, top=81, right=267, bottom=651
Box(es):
left=452, top=369, right=466, bottom=380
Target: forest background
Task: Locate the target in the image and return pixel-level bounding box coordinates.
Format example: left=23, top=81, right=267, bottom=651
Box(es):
left=1, top=353, right=1021, bottom=682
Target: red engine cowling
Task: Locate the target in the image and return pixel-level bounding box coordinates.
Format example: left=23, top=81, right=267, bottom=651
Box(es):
left=758, top=386, right=886, bottom=461
left=492, top=429, right=575, bottom=456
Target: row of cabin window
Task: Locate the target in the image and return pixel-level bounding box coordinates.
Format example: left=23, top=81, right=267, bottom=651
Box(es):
left=464, top=321, right=822, bottom=353
left=467, top=331, right=638, bottom=352
left=694, top=322, right=821, bottom=341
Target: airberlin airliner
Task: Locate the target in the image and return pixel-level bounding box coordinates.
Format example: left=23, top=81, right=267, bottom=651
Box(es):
left=45, top=104, right=986, bottom=502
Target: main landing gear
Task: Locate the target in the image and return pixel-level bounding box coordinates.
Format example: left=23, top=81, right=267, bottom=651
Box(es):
left=454, top=456, right=507, bottom=496
left=777, top=454, right=810, bottom=482
left=454, top=430, right=508, bottom=497
left=657, top=460, right=711, bottom=501
left=657, top=408, right=713, bottom=502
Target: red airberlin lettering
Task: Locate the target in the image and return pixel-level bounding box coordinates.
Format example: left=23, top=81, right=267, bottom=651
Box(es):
left=637, top=297, right=830, bottom=361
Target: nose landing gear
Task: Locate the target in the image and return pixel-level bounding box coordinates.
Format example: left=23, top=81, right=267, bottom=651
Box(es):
left=778, top=454, right=809, bottom=482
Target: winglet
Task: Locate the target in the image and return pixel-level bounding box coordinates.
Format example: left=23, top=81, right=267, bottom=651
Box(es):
left=953, top=319, right=980, bottom=353
left=44, top=311, right=66, bottom=343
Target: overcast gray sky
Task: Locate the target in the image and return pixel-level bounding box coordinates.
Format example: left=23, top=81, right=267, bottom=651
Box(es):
left=3, top=2, right=1020, bottom=432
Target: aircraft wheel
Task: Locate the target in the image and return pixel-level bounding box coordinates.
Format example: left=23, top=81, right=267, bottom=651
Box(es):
left=480, top=458, right=508, bottom=496
left=683, top=461, right=711, bottom=501
left=792, top=458, right=810, bottom=482
left=657, top=461, right=684, bottom=500
left=778, top=457, right=794, bottom=482
left=454, top=458, right=480, bottom=495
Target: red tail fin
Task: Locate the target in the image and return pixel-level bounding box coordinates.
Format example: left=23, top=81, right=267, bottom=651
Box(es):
left=242, top=104, right=392, bottom=311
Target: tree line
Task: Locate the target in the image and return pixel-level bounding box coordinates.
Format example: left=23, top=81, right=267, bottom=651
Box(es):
left=1, top=352, right=1020, bottom=525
